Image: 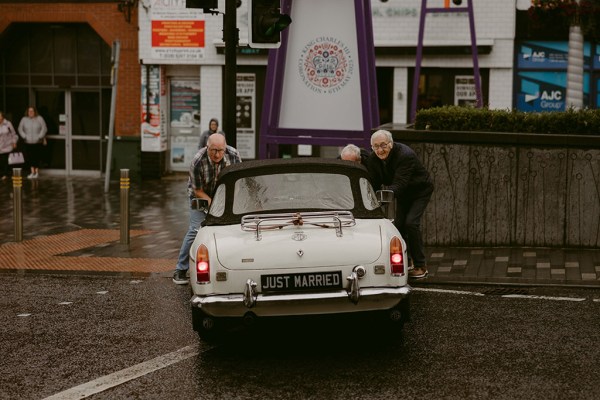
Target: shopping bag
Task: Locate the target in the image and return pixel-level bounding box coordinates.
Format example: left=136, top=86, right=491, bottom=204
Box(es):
left=8, top=152, right=25, bottom=165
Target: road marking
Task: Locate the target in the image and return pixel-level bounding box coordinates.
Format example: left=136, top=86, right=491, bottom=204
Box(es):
left=42, top=345, right=199, bottom=400
left=413, top=287, right=485, bottom=296
left=414, top=287, right=589, bottom=302
left=502, top=294, right=586, bottom=302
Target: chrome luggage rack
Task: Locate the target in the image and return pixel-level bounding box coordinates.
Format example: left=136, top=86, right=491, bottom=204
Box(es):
left=241, top=211, right=356, bottom=241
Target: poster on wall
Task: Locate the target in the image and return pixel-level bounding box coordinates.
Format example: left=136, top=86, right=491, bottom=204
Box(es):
left=454, top=75, right=477, bottom=106
left=150, top=2, right=205, bottom=62
left=170, top=79, right=200, bottom=171
left=170, top=136, right=200, bottom=171
left=141, top=65, right=166, bottom=152
left=236, top=73, right=256, bottom=159
left=170, top=80, right=200, bottom=131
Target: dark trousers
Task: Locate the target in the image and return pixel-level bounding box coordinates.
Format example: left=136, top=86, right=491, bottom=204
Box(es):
left=0, top=152, right=9, bottom=177
left=24, top=143, right=44, bottom=169
left=395, top=187, right=433, bottom=268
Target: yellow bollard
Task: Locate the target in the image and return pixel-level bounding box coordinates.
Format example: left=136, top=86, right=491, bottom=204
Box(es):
left=120, top=169, right=130, bottom=245
left=12, top=168, right=23, bottom=242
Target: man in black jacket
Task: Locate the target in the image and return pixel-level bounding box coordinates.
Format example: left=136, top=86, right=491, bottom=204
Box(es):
left=366, top=130, right=434, bottom=279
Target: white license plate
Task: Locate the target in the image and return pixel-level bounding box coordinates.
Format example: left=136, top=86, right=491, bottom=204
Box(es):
left=261, top=271, right=343, bottom=293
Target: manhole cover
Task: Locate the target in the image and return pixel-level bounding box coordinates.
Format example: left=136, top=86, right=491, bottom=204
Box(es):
left=483, top=288, right=529, bottom=296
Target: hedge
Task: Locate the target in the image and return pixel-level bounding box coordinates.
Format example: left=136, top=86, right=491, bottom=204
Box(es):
left=414, top=106, right=600, bottom=135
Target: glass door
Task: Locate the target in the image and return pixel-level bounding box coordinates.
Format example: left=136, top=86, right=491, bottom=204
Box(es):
left=70, top=91, right=103, bottom=173
left=36, top=90, right=104, bottom=176
left=36, top=90, right=66, bottom=171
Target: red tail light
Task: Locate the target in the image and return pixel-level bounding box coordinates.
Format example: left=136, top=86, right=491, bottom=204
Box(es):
left=390, top=236, right=404, bottom=275
left=196, top=244, right=210, bottom=283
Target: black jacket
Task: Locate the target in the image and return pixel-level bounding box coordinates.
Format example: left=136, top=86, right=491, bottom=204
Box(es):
left=366, top=142, right=433, bottom=199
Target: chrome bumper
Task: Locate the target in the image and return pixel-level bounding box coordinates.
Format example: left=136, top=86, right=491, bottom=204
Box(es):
left=191, top=286, right=412, bottom=318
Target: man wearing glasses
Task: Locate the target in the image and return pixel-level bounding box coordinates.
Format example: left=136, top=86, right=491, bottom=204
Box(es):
left=366, top=129, right=434, bottom=279
left=173, top=134, right=242, bottom=284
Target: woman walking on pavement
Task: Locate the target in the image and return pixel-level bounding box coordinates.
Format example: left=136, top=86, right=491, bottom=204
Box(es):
left=18, top=106, right=47, bottom=179
left=0, top=111, right=18, bottom=180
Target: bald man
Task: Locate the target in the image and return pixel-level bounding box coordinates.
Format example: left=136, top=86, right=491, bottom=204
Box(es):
left=173, top=134, right=242, bottom=284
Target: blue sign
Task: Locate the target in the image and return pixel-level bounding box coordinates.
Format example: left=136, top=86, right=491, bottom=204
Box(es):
left=517, top=41, right=591, bottom=70
left=515, top=71, right=589, bottom=112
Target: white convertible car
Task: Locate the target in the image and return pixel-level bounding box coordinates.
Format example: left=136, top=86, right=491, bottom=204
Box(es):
left=189, top=158, right=411, bottom=341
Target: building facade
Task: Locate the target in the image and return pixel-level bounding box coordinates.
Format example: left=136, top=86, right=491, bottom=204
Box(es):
left=0, top=0, right=140, bottom=177
left=0, top=1, right=588, bottom=177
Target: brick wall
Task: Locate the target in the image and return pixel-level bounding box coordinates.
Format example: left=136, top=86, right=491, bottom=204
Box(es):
left=0, top=2, right=140, bottom=137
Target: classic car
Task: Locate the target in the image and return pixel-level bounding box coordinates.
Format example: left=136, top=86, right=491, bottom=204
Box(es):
left=189, top=158, right=411, bottom=341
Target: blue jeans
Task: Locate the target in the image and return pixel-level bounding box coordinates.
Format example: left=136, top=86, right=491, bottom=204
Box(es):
left=176, top=208, right=206, bottom=271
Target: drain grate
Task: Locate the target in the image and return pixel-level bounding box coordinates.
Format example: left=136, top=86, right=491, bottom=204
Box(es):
left=483, top=287, right=529, bottom=296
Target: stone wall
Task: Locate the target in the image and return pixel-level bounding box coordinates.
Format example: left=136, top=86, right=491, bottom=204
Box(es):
left=387, top=127, right=600, bottom=248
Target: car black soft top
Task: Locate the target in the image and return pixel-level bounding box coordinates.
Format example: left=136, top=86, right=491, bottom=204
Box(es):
left=218, top=157, right=368, bottom=180
left=204, top=158, right=383, bottom=225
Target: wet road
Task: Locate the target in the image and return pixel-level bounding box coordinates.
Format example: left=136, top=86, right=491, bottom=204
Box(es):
left=1, top=274, right=599, bottom=400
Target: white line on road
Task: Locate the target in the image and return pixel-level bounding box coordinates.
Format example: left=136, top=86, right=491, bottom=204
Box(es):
left=502, top=294, right=586, bottom=302
left=413, top=287, right=589, bottom=302
left=413, top=287, right=485, bottom=296
left=42, top=345, right=199, bottom=400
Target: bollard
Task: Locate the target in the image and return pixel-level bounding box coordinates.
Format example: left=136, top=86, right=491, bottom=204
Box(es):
left=120, top=169, right=130, bottom=245
left=12, top=168, right=23, bottom=242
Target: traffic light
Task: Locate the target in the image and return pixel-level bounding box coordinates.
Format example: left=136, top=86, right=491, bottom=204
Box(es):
left=248, top=0, right=292, bottom=49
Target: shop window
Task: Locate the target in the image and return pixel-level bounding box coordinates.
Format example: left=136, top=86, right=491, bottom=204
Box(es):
left=30, top=25, right=53, bottom=74
left=53, top=27, right=77, bottom=75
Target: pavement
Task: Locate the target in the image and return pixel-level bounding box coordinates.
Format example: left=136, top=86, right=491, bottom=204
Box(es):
left=1, top=173, right=599, bottom=287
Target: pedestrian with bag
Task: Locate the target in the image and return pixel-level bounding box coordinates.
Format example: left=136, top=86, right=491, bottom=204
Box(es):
left=0, top=111, right=19, bottom=180
left=173, top=133, right=242, bottom=284
left=18, top=106, right=47, bottom=179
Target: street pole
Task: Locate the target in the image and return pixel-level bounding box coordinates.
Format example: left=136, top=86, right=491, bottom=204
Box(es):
left=223, top=0, right=238, bottom=147
left=104, top=40, right=120, bottom=193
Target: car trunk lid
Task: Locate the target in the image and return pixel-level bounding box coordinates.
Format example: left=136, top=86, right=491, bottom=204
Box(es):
left=214, top=220, right=382, bottom=270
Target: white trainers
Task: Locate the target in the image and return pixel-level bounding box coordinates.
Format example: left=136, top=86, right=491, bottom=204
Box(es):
left=32, top=172, right=39, bottom=179
left=27, top=173, right=34, bottom=179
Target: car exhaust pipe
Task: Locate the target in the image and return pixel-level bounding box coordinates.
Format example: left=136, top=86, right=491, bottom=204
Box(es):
left=202, top=316, right=215, bottom=331
left=243, top=312, right=257, bottom=326
left=389, top=308, right=403, bottom=322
